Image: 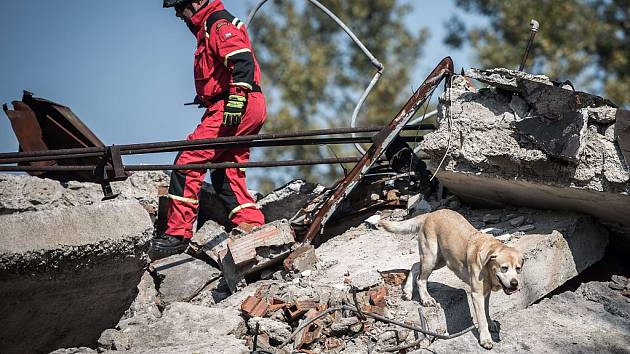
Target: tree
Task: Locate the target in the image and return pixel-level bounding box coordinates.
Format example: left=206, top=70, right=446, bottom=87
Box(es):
left=247, top=0, right=428, bottom=192
left=445, top=0, right=630, bottom=106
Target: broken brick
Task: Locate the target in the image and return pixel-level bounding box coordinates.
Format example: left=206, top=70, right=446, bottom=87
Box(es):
left=241, top=296, right=269, bottom=318
left=368, top=287, right=388, bottom=308
left=286, top=301, right=319, bottom=321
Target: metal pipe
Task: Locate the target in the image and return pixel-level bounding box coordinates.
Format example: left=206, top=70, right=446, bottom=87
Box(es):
left=0, top=157, right=363, bottom=173
left=246, top=0, right=385, bottom=156
left=518, top=19, right=539, bottom=72
left=0, top=126, right=432, bottom=164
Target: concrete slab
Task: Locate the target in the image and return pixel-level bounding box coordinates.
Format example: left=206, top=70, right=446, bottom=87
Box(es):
left=0, top=200, right=153, bottom=354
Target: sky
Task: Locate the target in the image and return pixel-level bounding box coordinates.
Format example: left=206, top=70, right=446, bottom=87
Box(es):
left=0, top=1, right=482, bottom=189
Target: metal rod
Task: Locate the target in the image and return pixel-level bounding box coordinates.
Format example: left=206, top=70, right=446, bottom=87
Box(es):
left=0, top=126, right=433, bottom=164
left=0, top=157, right=364, bottom=172
left=518, top=19, right=539, bottom=72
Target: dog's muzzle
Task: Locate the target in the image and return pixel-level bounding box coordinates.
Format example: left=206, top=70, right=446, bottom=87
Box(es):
left=498, top=275, right=519, bottom=295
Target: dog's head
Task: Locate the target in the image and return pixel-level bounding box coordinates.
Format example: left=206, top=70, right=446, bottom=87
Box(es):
left=482, top=245, right=524, bottom=295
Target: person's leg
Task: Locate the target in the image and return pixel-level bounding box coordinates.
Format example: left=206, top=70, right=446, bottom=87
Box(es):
left=155, top=110, right=223, bottom=255
left=212, top=92, right=267, bottom=227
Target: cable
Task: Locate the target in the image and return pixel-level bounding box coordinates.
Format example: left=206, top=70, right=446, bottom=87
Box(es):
left=429, top=74, right=458, bottom=181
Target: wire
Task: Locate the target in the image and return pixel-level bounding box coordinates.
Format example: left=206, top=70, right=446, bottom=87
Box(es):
left=429, top=74, right=458, bottom=182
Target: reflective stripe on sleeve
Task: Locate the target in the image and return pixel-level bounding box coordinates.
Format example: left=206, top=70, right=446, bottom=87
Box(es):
left=167, top=194, right=199, bottom=205
left=228, top=202, right=258, bottom=218
left=224, top=48, right=252, bottom=66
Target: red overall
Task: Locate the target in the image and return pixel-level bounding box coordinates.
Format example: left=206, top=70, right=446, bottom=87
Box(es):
left=166, top=1, right=265, bottom=239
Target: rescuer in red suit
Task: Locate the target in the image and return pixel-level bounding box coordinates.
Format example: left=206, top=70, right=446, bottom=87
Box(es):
left=154, top=0, right=266, bottom=256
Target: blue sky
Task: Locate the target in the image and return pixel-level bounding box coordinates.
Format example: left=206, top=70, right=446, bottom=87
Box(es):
left=0, top=1, right=481, bottom=188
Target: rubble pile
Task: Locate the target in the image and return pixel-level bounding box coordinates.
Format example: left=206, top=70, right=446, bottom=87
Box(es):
left=421, top=68, right=630, bottom=239
left=0, top=172, right=163, bottom=354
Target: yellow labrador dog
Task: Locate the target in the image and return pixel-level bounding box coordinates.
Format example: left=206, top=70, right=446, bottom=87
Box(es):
left=380, top=209, right=524, bottom=349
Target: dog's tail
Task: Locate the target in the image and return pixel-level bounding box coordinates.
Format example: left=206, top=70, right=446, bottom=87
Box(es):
left=380, top=215, right=426, bottom=234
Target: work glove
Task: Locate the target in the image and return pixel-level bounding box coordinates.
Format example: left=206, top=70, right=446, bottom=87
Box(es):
left=223, top=87, right=248, bottom=126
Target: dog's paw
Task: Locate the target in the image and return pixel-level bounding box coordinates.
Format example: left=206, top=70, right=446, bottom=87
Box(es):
left=480, top=338, right=494, bottom=350
left=420, top=297, right=438, bottom=307
left=402, top=290, right=413, bottom=301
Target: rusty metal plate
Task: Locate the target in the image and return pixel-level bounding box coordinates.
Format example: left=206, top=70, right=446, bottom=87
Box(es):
left=3, top=91, right=105, bottom=181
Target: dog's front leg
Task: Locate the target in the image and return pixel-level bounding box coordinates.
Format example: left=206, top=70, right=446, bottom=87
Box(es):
left=485, top=292, right=498, bottom=333
left=471, top=291, right=493, bottom=349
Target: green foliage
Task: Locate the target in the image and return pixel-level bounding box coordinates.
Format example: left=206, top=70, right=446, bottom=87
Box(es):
left=446, top=0, right=630, bottom=106
left=247, top=0, right=427, bottom=192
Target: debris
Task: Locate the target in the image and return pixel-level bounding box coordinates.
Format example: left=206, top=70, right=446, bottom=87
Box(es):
left=421, top=67, right=630, bottom=239
left=149, top=253, right=221, bottom=304
left=407, top=193, right=432, bottom=215
left=295, top=308, right=325, bottom=349
left=508, top=216, right=526, bottom=227
left=380, top=269, right=410, bottom=286
left=482, top=213, right=501, bottom=224
left=364, top=213, right=382, bottom=228
left=248, top=317, right=293, bottom=344
left=348, top=270, right=383, bottom=291
left=2, top=91, right=105, bottom=182
left=241, top=296, right=270, bottom=318
left=0, top=197, right=153, bottom=354
left=221, top=220, right=296, bottom=293
left=283, top=244, right=317, bottom=273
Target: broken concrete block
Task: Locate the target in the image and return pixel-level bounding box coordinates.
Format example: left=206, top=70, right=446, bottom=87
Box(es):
left=283, top=244, right=317, bottom=273
left=222, top=220, right=296, bottom=293
left=190, top=277, right=231, bottom=307
left=149, top=253, right=221, bottom=304
left=466, top=67, right=553, bottom=92
left=248, top=317, right=293, bottom=344
left=421, top=69, right=630, bottom=238
left=120, top=271, right=161, bottom=323
left=508, top=216, right=525, bottom=227
left=192, top=219, right=230, bottom=265
left=349, top=269, right=384, bottom=290
left=588, top=106, right=618, bottom=124
left=104, top=302, right=248, bottom=353
left=0, top=199, right=153, bottom=354
left=257, top=179, right=324, bottom=222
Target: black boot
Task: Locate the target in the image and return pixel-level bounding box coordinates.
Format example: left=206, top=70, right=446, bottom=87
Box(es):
left=151, top=234, right=190, bottom=258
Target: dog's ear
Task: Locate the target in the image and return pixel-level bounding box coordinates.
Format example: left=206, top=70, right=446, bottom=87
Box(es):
left=479, top=246, right=498, bottom=266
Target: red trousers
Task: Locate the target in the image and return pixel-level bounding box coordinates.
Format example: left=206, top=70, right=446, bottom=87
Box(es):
left=165, top=93, right=266, bottom=238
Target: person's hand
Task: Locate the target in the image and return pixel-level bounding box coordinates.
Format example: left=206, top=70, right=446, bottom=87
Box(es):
left=223, top=87, right=247, bottom=126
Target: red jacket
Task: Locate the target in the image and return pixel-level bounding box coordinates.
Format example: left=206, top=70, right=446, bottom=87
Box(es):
left=189, top=1, right=262, bottom=102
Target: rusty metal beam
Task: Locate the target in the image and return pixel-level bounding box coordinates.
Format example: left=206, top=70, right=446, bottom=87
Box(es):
left=302, top=57, right=454, bottom=243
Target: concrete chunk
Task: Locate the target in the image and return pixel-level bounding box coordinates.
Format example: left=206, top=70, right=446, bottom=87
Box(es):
left=0, top=200, right=153, bottom=354
left=421, top=67, right=630, bottom=237
left=149, top=253, right=221, bottom=304
left=101, top=302, right=248, bottom=353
